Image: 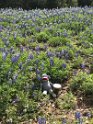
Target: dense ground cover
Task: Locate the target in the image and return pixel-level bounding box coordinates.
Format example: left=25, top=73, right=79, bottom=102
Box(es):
left=0, top=7, right=93, bottom=123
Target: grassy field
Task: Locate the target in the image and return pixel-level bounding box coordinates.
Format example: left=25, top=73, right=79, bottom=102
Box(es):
left=0, top=7, right=93, bottom=123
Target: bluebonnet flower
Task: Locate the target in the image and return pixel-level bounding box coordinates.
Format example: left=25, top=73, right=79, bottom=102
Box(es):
left=63, top=32, right=68, bottom=37
left=62, top=118, right=67, bottom=124
left=47, top=51, right=54, bottom=57
left=80, top=64, right=85, bottom=69
left=37, top=75, right=41, bottom=81
left=35, top=46, right=40, bottom=51
left=61, top=50, right=65, bottom=56
left=38, top=117, right=46, bottom=124
left=20, top=45, right=24, bottom=52
left=35, top=27, right=41, bottom=32
left=50, top=58, right=54, bottom=66
left=10, top=47, right=14, bottom=54
left=35, top=59, right=39, bottom=65
left=36, top=68, right=41, bottom=75
left=2, top=52, right=7, bottom=60
left=65, top=53, right=69, bottom=60
left=62, top=63, right=67, bottom=68
left=44, top=45, right=47, bottom=50
left=29, top=67, right=33, bottom=71
left=0, top=26, right=2, bottom=32
left=28, top=54, right=34, bottom=59
left=31, top=23, right=35, bottom=27
left=73, top=70, right=77, bottom=76
left=75, top=111, right=81, bottom=119
left=14, top=33, right=17, bottom=40
left=11, top=54, right=20, bottom=63
left=41, top=62, right=44, bottom=70
left=18, top=62, right=23, bottom=70
left=87, top=112, right=91, bottom=118
left=0, top=48, right=4, bottom=52
left=75, top=111, right=83, bottom=124
left=31, top=83, right=36, bottom=90
left=12, top=73, right=18, bottom=82
left=78, top=118, right=83, bottom=124
left=75, top=52, right=79, bottom=57
left=0, top=18, right=3, bottom=22
left=5, top=40, right=9, bottom=47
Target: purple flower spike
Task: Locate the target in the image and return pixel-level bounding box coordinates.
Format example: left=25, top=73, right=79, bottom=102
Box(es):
left=2, top=52, right=7, bottom=60
left=18, top=62, right=23, bottom=69
left=10, top=47, right=14, bottom=54
left=50, top=58, right=54, bottom=66
left=47, top=51, right=54, bottom=57
left=0, top=26, right=3, bottom=32
left=80, top=64, right=85, bottom=69
left=62, top=118, right=67, bottom=124
left=38, top=117, right=46, bottom=124
left=13, top=73, right=18, bottom=82
left=62, top=63, right=67, bottom=68
left=87, top=112, right=91, bottom=118
left=37, top=75, right=41, bottom=81
left=11, top=54, right=20, bottom=63
left=75, top=112, right=81, bottom=119
left=35, top=46, right=40, bottom=51
left=79, top=118, right=83, bottom=124
left=36, top=69, right=40, bottom=74
left=28, top=54, right=34, bottom=59
left=20, top=45, right=24, bottom=52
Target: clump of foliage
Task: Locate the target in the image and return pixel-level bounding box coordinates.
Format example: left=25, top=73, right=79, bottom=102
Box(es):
left=55, top=92, right=77, bottom=110
left=70, top=72, right=93, bottom=97
left=36, top=32, right=49, bottom=43
left=48, top=37, right=71, bottom=47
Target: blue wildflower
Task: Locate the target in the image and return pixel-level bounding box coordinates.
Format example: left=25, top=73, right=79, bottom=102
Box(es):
left=18, top=62, right=23, bottom=69
left=2, top=52, right=7, bottom=60
left=10, top=47, right=15, bottom=54
left=62, top=63, right=67, bottom=68
left=44, top=45, right=47, bottom=50
left=50, top=58, right=54, bottom=66
left=75, top=111, right=81, bottom=119
left=36, top=68, right=41, bottom=74
left=0, top=48, right=4, bottom=52
left=29, top=67, right=33, bottom=71
left=20, top=45, right=24, bottom=52
left=47, top=51, right=54, bottom=57
left=0, top=26, right=2, bottom=32
left=41, top=62, right=44, bottom=70
left=80, top=64, right=85, bottom=69
left=87, top=112, right=91, bottom=118
left=38, top=117, right=46, bottom=124
left=75, top=52, right=79, bottom=57
left=35, top=59, right=39, bottom=65
left=62, top=118, right=67, bottom=124
left=28, top=54, right=34, bottom=59
left=35, top=46, right=40, bottom=51
left=31, top=83, right=36, bottom=90
left=12, top=73, right=18, bottom=82
left=78, top=118, right=83, bottom=124
left=11, top=54, right=20, bottom=63
left=37, top=75, right=41, bottom=81
left=61, top=50, right=65, bottom=56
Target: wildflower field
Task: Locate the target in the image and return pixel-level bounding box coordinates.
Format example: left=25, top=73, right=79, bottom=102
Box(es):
left=0, top=7, right=93, bottom=123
